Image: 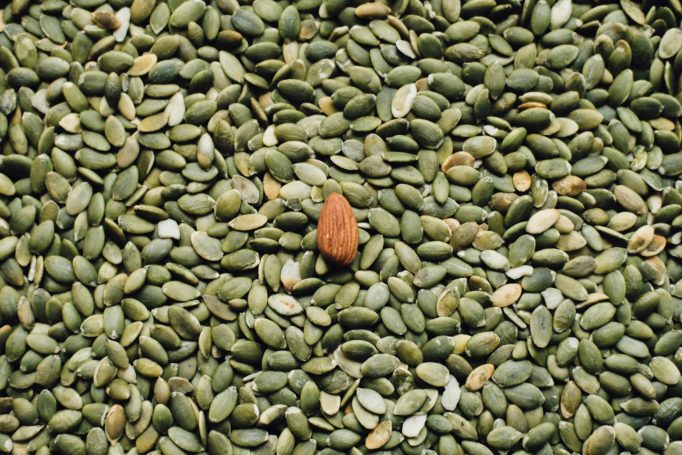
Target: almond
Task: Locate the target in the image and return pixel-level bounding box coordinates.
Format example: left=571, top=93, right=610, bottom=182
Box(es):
left=317, top=192, right=358, bottom=266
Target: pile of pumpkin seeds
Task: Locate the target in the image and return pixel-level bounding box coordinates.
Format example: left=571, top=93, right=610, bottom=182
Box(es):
left=2, top=0, right=682, bottom=453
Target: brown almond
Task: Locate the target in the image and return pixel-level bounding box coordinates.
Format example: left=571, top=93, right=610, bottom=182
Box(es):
left=317, top=193, right=358, bottom=266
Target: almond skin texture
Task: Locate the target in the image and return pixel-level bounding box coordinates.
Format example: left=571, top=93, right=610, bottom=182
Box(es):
left=317, top=193, right=359, bottom=266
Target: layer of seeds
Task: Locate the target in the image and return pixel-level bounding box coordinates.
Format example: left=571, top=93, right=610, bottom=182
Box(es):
left=1, top=0, right=682, bottom=454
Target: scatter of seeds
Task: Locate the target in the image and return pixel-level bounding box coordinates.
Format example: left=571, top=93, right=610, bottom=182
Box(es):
left=1, top=0, right=682, bottom=453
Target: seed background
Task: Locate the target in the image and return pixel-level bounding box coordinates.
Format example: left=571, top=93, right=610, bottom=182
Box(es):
left=0, top=0, right=682, bottom=454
